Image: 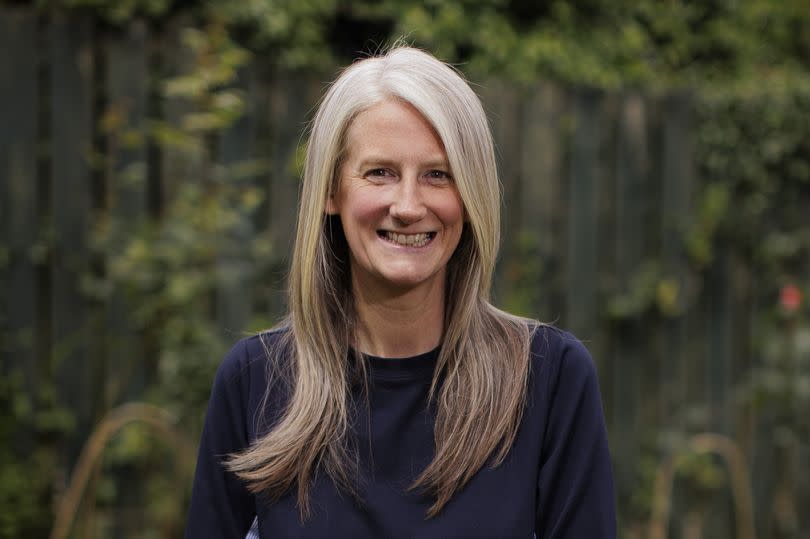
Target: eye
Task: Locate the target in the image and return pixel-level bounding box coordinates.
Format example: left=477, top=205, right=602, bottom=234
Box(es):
left=364, top=168, right=394, bottom=181
left=425, top=170, right=452, bottom=183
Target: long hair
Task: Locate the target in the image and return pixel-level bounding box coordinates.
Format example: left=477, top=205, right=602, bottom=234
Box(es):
left=226, top=45, right=533, bottom=519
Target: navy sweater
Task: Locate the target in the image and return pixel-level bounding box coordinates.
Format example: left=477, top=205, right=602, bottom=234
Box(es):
left=185, top=326, right=616, bottom=538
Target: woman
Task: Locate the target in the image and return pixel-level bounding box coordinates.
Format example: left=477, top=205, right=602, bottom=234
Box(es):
left=186, top=46, right=616, bottom=538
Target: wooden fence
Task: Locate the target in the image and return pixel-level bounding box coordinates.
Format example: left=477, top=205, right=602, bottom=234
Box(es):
left=0, top=6, right=802, bottom=538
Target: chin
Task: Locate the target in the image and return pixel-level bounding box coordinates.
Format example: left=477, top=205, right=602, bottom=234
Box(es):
left=374, top=269, right=443, bottom=293
left=381, top=274, right=430, bottom=289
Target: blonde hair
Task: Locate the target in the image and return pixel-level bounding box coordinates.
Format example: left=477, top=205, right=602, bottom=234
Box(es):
left=227, top=45, right=533, bottom=519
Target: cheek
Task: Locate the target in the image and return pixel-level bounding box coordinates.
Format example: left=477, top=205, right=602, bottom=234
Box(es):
left=435, top=193, right=465, bottom=230
left=340, top=187, right=388, bottom=228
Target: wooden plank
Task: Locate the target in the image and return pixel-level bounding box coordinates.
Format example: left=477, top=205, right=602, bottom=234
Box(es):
left=105, top=23, right=151, bottom=535
left=249, top=63, right=274, bottom=232
left=104, top=20, right=150, bottom=406
left=660, top=93, right=698, bottom=417
left=612, top=93, right=649, bottom=427
left=641, top=98, right=669, bottom=423
left=480, top=80, right=523, bottom=308
left=216, top=64, right=257, bottom=337
left=609, top=92, right=650, bottom=494
left=661, top=97, right=736, bottom=537
left=50, top=11, right=94, bottom=463
left=708, top=247, right=733, bottom=432
left=731, top=253, right=754, bottom=457
left=546, top=88, right=571, bottom=322
left=107, top=20, right=148, bottom=218
left=247, top=63, right=276, bottom=326
left=565, top=89, right=602, bottom=338
left=594, top=94, right=618, bottom=369
left=158, top=19, right=202, bottom=206
left=615, top=95, right=649, bottom=271
left=265, top=73, right=315, bottom=316
left=518, top=81, right=564, bottom=321
left=0, top=7, right=40, bottom=424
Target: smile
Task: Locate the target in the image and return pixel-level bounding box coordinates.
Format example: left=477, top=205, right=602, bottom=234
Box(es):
left=378, top=231, right=436, bottom=247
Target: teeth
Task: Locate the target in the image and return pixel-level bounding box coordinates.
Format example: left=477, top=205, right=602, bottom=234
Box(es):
left=384, top=232, right=431, bottom=247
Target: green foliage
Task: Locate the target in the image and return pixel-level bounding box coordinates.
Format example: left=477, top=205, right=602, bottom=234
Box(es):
left=742, top=312, right=810, bottom=447
left=0, top=372, right=72, bottom=539
left=207, top=0, right=339, bottom=69
left=96, top=421, right=189, bottom=535
left=22, top=0, right=810, bottom=87
left=685, top=182, right=731, bottom=268
left=693, top=79, right=810, bottom=276
left=48, top=21, right=271, bottom=538
left=350, top=0, right=810, bottom=89
left=675, top=451, right=727, bottom=492
left=500, top=231, right=548, bottom=317
left=91, top=22, right=273, bottom=424
left=607, top=261, right=684, bottom=320
left=34, top=0, right=173, bottom=22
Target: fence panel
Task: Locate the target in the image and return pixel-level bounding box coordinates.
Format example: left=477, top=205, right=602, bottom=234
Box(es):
left=609, top=93, right=650, bottom=495
left=216, top=64, right=258, bottom=337
left=0, top=8, right=39, bottom=408
left=49, top=12, right=94, bottom=464
left=264, top=74, right=315, bottom=315
left=517, top=82, right=566, bottom=321
left=481, top=80, right=523, bottom=304
left=566, top=90, right=603, bottom=340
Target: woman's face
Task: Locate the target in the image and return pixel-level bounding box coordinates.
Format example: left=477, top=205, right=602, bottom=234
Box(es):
left=326, top=99, right=464, bottom=297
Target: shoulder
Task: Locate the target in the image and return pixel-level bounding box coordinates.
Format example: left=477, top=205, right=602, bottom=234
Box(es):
left=217, top=327, right=290, bottom=375
left=211, top=327, right=292, bottom=402
left=527, top=324, right=599, bottom=399
left=208, top=327, right=293, bottom=439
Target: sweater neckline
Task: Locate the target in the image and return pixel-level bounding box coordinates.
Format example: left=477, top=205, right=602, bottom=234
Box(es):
left=351, top=346, right=440, bottom=382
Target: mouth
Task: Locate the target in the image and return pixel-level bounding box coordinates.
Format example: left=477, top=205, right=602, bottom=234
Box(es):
left=378, top=230, right=436, bottom=248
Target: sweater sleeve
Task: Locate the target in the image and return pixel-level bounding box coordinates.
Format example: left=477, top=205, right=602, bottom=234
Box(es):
left=535, top=335, right=616, bottom=538
left=185, top=340, right=255, bottom=539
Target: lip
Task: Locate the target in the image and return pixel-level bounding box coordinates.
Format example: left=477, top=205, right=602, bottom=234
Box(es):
left=377, top=230, right=437, bottom=248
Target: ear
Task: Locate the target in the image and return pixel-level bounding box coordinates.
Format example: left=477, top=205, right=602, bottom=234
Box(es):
left=325, top=168, right=343, bottom=215
left=325, top=195, right=339, bottom=215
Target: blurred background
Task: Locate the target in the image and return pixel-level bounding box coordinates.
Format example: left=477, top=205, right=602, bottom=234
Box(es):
left=1, top=0, right=809, bottom=538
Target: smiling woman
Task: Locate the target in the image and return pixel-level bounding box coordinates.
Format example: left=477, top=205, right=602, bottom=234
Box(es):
left=185, top=46, right=616, bottom=538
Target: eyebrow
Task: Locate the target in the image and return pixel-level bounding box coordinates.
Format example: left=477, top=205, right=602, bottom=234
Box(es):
left=355, top=157, right=451, bottom=170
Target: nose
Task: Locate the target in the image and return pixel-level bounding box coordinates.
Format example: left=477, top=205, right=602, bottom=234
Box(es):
left=389, top=176, right=426, bottom=224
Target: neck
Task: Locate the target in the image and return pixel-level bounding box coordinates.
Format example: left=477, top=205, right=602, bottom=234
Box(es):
left=351, top=276, right=446, bottom=358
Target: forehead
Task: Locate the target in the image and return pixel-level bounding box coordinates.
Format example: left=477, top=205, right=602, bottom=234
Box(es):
left=342, top=99, right=448, bottom=163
